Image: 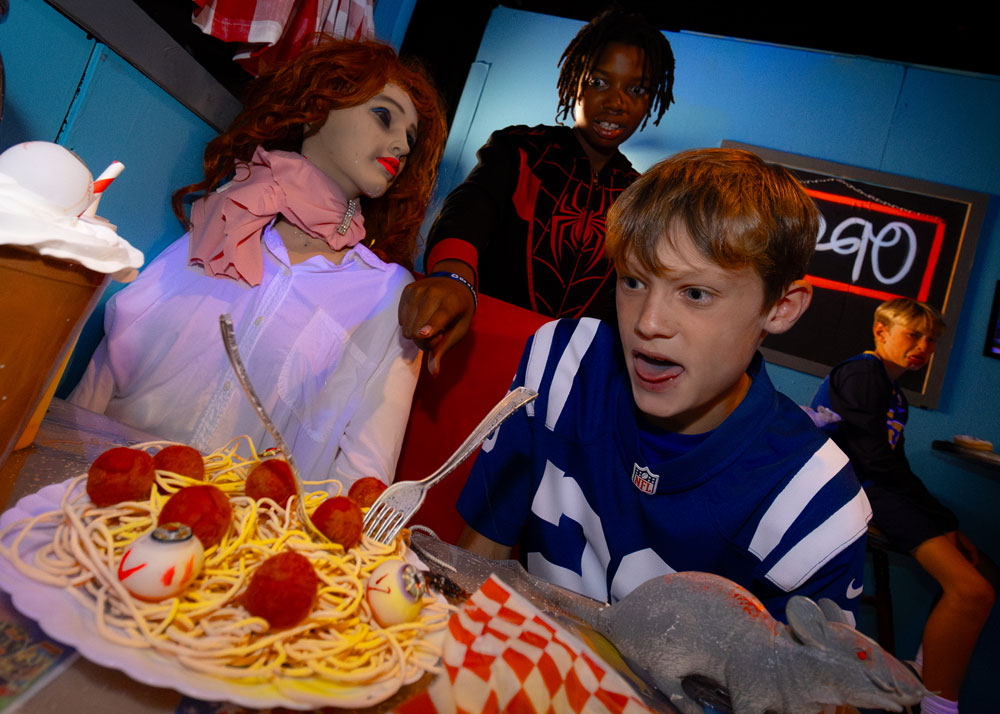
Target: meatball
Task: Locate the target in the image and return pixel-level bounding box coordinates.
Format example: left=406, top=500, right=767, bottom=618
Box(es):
left=157, top=485, right=233, bottom=549
left=153, top=444, right=205, bottom=480
left=87, top=447, right=155, bottom=507
left=243, top=551, right=319, bottom=629
left=311, top=496, right=363, bottom=549
left=245, top=459, right=296, bottom=507
left=347, top=477, right=386, bottom=508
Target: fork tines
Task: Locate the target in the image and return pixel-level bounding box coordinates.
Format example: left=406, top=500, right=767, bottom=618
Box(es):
left=363, top=502, right=405, bottom=544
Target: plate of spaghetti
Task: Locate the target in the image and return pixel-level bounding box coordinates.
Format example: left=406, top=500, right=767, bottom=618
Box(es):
left=0, top=438, right=451, bottom=710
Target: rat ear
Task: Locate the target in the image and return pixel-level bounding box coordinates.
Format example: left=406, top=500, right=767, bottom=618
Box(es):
left=785, top=596, right=829, bottom=647
left=817, top=598, right=851, bottom=625
left=764, top=280, right=812, bottom=336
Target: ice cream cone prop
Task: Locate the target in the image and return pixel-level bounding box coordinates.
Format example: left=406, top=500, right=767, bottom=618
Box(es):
left=0, top=143, right=141, bottom=467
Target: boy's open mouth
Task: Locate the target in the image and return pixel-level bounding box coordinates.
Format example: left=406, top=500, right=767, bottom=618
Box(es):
left=633, top=352, right=683, bottom=384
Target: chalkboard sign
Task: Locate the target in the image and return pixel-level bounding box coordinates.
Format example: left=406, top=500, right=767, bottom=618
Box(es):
left=985, top=281, right=1000, bottom=360
left=723, top=142, right=988, bottom=408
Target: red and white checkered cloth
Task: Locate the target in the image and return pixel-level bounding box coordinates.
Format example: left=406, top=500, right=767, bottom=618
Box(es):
left=396, top=575, right=657, bottom=714
left=192, top=0, right=375, bottom=75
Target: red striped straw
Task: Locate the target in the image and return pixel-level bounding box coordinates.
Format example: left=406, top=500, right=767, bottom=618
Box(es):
left=81, top=161, right=124, bottom=217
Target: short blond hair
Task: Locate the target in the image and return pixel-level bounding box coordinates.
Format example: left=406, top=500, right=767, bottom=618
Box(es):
left=605, top=148, right=819, bottom=307
left=874, top=298, right=945, bottom=338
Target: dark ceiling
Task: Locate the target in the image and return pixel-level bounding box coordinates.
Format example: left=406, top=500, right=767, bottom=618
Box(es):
left=132, top=0, right=997, bottom=126
left=401, top=1, right=997, bottom=124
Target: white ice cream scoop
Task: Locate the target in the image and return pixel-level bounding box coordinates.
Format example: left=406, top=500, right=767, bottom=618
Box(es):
left=0, top=142, right=143, bottom=279
left=0, top=142, right=93, bottom=216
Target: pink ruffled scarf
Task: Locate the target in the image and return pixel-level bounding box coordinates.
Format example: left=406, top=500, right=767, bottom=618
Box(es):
left=188, top=146, right=365, bottom=286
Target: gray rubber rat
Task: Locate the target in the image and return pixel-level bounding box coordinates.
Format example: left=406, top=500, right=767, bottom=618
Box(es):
left=536, top=570, right=926, bottom=714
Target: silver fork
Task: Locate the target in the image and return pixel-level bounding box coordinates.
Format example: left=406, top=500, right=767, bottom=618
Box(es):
left=362, top=386, right=538, bottom=544
left=219, top=314, right=330, bottom=544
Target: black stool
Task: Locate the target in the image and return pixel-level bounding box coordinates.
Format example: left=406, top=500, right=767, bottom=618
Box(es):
left=862, top=524, right=904, bottom=655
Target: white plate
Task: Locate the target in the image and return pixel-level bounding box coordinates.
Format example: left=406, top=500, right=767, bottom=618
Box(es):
left=0, top=479, right=444, bottom=710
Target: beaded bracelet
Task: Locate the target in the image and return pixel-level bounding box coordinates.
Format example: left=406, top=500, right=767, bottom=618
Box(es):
left=429, top=270, right=477, bottom=311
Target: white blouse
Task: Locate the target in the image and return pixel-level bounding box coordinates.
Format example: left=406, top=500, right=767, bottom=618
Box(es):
left=70, top=226, right=421, bottom=492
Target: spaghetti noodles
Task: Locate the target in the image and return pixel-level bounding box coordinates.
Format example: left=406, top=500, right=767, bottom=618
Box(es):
left=0, top=437, right=451, bottom=690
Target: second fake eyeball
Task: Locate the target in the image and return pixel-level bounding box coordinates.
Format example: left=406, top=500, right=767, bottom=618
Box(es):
left=365, top=559, right=428, bottom=627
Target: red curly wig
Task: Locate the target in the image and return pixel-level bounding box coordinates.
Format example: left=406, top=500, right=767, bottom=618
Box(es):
left=172, top=37, right=447, bottom=269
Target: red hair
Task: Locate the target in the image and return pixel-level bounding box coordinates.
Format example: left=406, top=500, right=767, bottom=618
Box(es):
left=172, top=37, right=446, bottom=269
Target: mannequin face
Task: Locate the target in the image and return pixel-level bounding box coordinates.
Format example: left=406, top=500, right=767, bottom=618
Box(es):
left=301, top=83, right=418, bottom=199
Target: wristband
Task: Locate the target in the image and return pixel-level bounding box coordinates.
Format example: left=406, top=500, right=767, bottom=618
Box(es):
left=429, top=270, right=477, bottom=311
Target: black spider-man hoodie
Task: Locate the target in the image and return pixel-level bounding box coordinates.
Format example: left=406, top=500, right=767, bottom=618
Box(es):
left=425, top=124, right=638, bottom=323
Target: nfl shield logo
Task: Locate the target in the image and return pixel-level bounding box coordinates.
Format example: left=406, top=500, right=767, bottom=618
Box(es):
left=631, top=464, right=659, bottom=494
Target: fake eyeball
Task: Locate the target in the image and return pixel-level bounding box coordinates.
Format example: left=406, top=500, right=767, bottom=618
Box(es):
left=0, top=142, right=94, bottom=215
left=117, top=522, right=204, bottom=601
left=365, top=559, right=427, bottom=627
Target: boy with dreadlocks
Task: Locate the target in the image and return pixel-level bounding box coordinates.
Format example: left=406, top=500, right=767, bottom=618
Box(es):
left=399, top=9, right=675, bottom=374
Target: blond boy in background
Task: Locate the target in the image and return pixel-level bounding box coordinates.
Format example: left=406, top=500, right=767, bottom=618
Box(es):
left=812, top=298, right=998, bottom=714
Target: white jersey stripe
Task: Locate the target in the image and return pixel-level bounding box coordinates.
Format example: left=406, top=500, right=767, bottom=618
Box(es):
left=749, top=439, right=850, bottom=560
left=527, top=550, right=608, bottom=601
left=546, top=318, right=600, bottom=430
left=531, top=460, right=573, bottom=526
left=529, top=459, right=612, bottom=600
left=531, top=460, right=611, bottom=568
left=610, top=548, right=675, bottom=603
left=524, top=321, right=557, bottom=418
left=765, top=488, right=873, bottom=590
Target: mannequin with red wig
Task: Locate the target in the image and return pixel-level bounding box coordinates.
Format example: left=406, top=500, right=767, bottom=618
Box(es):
left=71, top=38, right=447, bottom=491
left=173, top=38, right=445, bottom=270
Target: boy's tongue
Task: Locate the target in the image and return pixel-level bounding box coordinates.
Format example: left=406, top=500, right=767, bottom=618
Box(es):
left=634, top=353, right=683, bottom=383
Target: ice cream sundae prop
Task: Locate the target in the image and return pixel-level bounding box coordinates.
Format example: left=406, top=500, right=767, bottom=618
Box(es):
left=0, top=141, right=143, bottom=465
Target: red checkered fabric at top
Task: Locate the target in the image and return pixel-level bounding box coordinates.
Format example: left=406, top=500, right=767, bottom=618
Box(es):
left=396, top=575, right=656, bottom=714
left=191, top=0, right=375, bottom=76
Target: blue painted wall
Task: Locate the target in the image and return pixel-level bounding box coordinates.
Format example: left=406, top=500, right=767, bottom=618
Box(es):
left=373, top=0, right=417, bottom=51
left=431, top=8, right=1000, bottom=707
left=1, top=0, right=221, bottom=391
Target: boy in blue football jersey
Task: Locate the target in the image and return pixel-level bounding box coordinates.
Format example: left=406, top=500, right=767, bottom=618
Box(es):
left=456, top=148, right=872, bottom=622
left=812, top=299, right=996, bottom=714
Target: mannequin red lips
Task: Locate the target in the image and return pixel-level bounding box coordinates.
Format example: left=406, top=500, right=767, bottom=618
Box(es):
left=377, top=157, right=400, bottom=177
